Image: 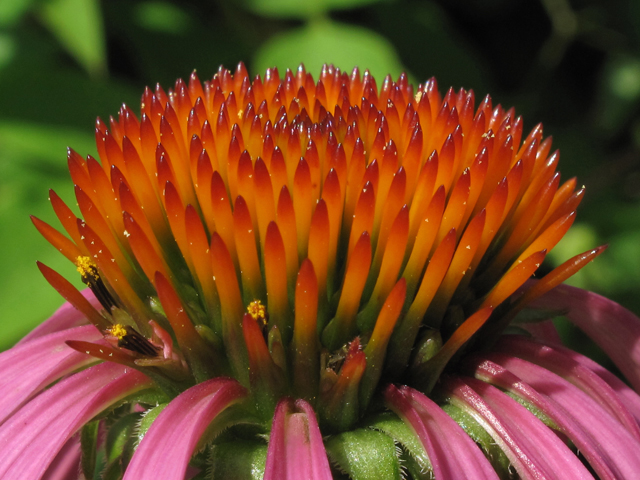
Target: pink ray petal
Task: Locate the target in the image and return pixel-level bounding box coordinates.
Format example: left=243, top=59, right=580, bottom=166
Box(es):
left=529, top=283, right=640, bottom=391
left=0, top=363, right=152, bottom=478
left=478, top=352, right=640, bottom=479
left=17, top=289, right=101, bottom=345
left=0, top=324, right=102, bottom=425
left=42, top=435, right=81, bottom=480
left=444, top=376, right=594, bottom=480
left=124, top=378, right=247, bottom=480
left=385, top=385, right=499, bottom=479
left=494, top=335, right=640, bottom=440
left=549, top=340, right=640, bottom=424
left=264, top=398, right=333, bottom=480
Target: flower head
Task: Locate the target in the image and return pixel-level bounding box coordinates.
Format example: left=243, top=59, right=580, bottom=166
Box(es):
left=3, top=63, right=640, bottom=479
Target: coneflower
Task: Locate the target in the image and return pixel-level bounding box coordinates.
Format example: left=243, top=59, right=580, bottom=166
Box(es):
left=2, top=63, right=640, bottom=479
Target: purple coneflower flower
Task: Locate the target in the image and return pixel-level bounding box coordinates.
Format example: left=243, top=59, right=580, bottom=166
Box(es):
left=2, top=63, right=640, bottom=479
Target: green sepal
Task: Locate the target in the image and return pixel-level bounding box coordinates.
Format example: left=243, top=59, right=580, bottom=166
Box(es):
left=194, top=404, right=262, bottom=453
left=124, top=387, right=171, bottom=407
left=368, top=412, right=431, bottom=475
left=128, top=369, right=193, bottom=400
left=101, top=458, right=123, bottom=480
left=325, top=428, right=402, bottom=480
left=136, top=403, right=168, bottom=445
left=505, top=392, right=560, bottom=430
left=105, top=412, right=142, bottom=466
left=400, top=449, right=432, bottom=480
left=80, top=420, right=100, bottom=479
left=209, top=439, right=267, bottom=479
left=440, top=403, right=513, bottom=479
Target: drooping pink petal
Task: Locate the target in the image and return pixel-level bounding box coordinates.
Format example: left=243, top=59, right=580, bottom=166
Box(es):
left=444, top=376, right=594, bottom=480
left=470, top=357, right=629, bottom=479
left=42, top=435, right=81, bottom=480
left=124, top=378, right=248, bottom=480
left=530, top=283, right=640, bottom=391
left=478, top=352, right=640, bottom=479
left=494, top=335, right=640, bottom=440
left=549, top=340, right=640, bottom=424
left=264, top=398, right=333, bottom=480
left=17, top=289, right=101, bottom=345
left=0, top=363, right=152, bottom=478
left=0, top=324, right=102, bottom=425
left=385, top=385, right=499, bottom=480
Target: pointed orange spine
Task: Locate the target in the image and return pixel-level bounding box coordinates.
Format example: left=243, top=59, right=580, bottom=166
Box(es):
left=122, top=212, right=170, bottom=285
left=361, top=279, right=406, bottom=407
left=264, top=222, right=291, bottom=339
left=359, top=206, right=410, bottom=332
left=185, top=205, right=220, bottom=321
left=233, top=196, right=265, bottom=304
left=436, top=168, right=471, bottom=244
left=347, top=181, right=376, bottom=260
left=307, top=200, right=330, bottom=307
left=49, top=190, right=87, bottom=256
left=293, top=158, right=313, bottom=259
left=322, top=232, right=372, bottom=350
left=210, top=171, right=237, bottom=265
left=292, top=259, right=319, bottom=401
left=276, top=186, right=299, bottom=287
left=402, top=186, right=446, bottom=299
left=428, top=210, right=486, bottom=324
left=479, top=250, right=547, bottom=310
left=31, top=216, right=83, bottom=264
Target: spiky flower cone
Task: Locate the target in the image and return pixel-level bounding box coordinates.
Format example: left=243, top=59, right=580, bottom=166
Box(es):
left=4, top=64, right=640, bottom=479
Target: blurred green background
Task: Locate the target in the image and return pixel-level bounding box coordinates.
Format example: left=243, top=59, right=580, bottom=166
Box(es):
left=1, top=0, right=639, bottom=359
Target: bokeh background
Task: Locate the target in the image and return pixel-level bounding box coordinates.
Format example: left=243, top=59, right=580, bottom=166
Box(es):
left=1, top=0, right=639, bottom=366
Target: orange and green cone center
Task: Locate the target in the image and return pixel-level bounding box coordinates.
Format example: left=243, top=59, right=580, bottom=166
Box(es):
left=33, top=63, right=602, bottom=434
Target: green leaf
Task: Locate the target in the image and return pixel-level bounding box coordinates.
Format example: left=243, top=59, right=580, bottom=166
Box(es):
left=242, top=0, right=387, bottom=19
left=253, top=19, right=406, bottom=83
left=209, top=439, right=267, bottom=480
left=0, top=33, right=16, bottom=71
left=325, top=428, right=402, bottom=480
left=595, top=55, right=640, bottom=137
left=133, top=1, right=190, bottom=34
left=37, top=0, right=106, bottom=76
left=0, top=0, right=35, bottom=27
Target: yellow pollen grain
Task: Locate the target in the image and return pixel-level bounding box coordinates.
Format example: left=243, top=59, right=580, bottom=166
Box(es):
left=237, top=109, right=244, bottom=119
left=247, top=300, right=266, bottom=322
left=76, top=256, right=99, bottom=280
left=108, top=323, right=128, bottom=340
